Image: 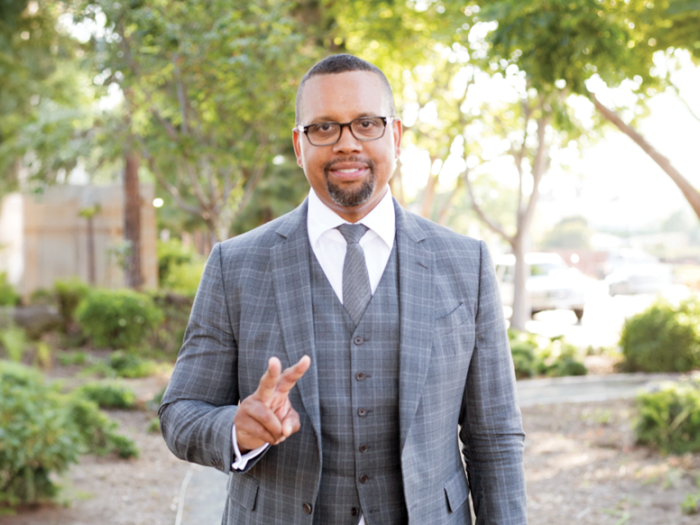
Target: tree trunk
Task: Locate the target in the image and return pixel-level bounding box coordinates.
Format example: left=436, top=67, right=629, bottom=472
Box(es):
left=588, top=90, right=700, bottom=219
left=124, top=150, right=143, bottom=289
left=510, top=233, right=531, bottom=332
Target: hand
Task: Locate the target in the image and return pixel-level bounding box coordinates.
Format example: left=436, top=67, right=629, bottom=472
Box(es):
left=234, top=355, right=311, bottom=453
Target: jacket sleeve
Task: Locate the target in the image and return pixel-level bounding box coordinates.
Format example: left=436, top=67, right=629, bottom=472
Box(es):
left=158, top=242, right=268, bottom=474
left=459, top=240, right=527, bottom=524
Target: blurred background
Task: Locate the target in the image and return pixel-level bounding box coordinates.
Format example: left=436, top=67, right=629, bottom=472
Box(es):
left=1, top=1, right=699, bottom=524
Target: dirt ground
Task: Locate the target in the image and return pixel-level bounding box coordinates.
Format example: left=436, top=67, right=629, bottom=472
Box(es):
left=2, top=383, right=699, bottom=524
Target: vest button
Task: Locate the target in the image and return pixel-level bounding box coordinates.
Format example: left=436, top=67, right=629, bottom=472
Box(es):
left=359, top=474, right=369, bottom=484
left=351, top=507, right=359, bottom=516
left=353, top=336, right=364, bottom=345
left=359, top=444, right=368, bottom=453
left=355, top=372, right=366, bottom=381
left=357, top=408, right=367, bottom=417
left=303, top=502, right=313, bottom=514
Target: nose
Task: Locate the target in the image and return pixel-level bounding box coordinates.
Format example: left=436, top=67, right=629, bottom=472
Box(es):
left=332, top=125, right=362, bottom=154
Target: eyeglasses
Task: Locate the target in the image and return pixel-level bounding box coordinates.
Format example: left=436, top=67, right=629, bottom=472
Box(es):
left=293, top=116, right=395, bottom=146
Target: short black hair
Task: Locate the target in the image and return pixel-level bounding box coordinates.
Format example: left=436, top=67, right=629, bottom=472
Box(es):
left=295, top=54, right=396, bottom=125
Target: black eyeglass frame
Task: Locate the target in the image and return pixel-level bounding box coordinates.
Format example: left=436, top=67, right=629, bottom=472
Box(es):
left=293, top=116, right=396, bottom=146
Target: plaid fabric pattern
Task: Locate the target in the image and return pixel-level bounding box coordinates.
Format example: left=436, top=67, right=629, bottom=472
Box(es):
left=159, top=198, right=527, bottom=525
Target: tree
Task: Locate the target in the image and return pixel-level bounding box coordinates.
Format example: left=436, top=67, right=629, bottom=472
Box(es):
left=0, top=0, right=95, bottom=194
left=541, top=216, right=592, bottom=250
left=73, top=0, right=314, bottom=242
left=463, top=0, right=700, bottom=220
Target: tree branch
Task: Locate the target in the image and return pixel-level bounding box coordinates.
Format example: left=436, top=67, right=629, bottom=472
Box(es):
left=465, top=170, right=514, bottom=245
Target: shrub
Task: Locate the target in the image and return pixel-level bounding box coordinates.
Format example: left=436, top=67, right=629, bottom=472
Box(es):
left=508, top=330, right=587, bottom=379
left=108, top=350, right=159, bottom=378
left=147, top=291, right=193, bottom=357
left=58, top=350, right=88, bottom=366
left=0, top=273, right=20, bottom=306
left=0, top=361, right=138, bottom=508
left=157, top=239, right=204, bottom=296
left=54, top=278, right=90, bottom=330
left=635, top=375, right=700, bottom=455
left=75, top=289, right=163, bottom=349
left=163, top=261, right=205, bottom=297
left=77, top=381, right=137, bottom=409
left=620, top=298, right=700, bottom=373
left=0, top=326, right=27, bottom=362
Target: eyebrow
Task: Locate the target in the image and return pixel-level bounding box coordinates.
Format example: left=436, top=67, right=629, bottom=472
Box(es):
left=307, top=112, right=380, bottom=124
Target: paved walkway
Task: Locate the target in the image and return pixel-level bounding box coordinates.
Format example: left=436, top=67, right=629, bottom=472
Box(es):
left=175, top=372, right=683, bottom=524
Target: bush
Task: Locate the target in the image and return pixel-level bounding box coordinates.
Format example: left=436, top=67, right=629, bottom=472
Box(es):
left=0, top=273, right=20, bottom=306
left=157, top=239, right=204, bottom=296
left=635, top=374, right=700, bottom=455
left=0, top=361, right=138, bottom=508
left=147, top=291, right=193, bottom=357
left=620, top=298, right=700, bottom=373
left=75, top=289, right=164, bottom=349
left=54, top=278, right=90, bottom=331
left=0, top=326, right=27, bottom=362
left=508, top=330, right=587, bottom=379
left=157, top=239, right=198, bottom=283
left=162, top=261, right=205, bottom=297
left=57, top=350, right=88, bottom=366
left=82, top=350, right=160, bottom=379
left=77, top=381, right=137, bottom=409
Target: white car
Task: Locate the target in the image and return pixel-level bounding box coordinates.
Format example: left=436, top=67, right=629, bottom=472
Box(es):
left=604, top=249, right=673, bottom=296
left=494, top=252, right=587, bottom=321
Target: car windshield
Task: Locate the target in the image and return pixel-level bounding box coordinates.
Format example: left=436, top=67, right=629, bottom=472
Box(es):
left=530, top=261, right=568, bottom=276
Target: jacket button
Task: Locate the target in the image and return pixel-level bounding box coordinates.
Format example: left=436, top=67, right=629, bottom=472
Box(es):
left=359, top=474, right=369, bottom=484
left=357, top=408, right=367, bottom=417
left=303, top=502, right=313, bottom=514
left=355, top=372, right=366, bottom=381
left=353, top=336, right=364, bottom=345
left=359, top=444, right=368, bottom=453
left=351, top=507, right=359, bottom=516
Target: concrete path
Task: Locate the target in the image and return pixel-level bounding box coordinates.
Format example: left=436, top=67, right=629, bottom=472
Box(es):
left=175, top=372, right=683, bottom=524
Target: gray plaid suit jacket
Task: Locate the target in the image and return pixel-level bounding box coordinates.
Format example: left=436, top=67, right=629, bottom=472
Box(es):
left=159, top=198, right=527, bottom=524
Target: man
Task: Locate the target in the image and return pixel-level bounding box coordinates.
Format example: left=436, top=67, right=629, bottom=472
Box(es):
left=159, top=54, right=526, bottom=524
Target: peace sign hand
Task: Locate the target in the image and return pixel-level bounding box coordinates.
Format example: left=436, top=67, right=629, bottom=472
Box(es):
left=234, top=356, right=311, bottom=453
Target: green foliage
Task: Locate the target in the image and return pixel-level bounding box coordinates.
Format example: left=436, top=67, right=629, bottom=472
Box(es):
left=107, top=351, right=158, bottom=379
left=509, top=330, right=587, bottom=378
left=57, top=350, right=88, bottom=366
left=54, top=278, right=90, bottom=332
left=75, top=289, right=163, bottom=349
left=157, top=239, right=198, bottom=286
left=619, top=298, right=700, bottom=373
left=162, top=261, right=205, bottom=297
left=0, top=273, right=19, bottom=306
left=76, top=381, right=137, bottom=409
left=0, top=361, right=137, bottom=508
left=0, top=326, right=27, bottom=362
left=681, top=489, right=700, bottom=515
left=147, top=417, right=160, bottom=434
left=541, top=216, right=592, bottom=250
left=635, top=375, right=700, bottom=454
left=147, top=291, right=193, bottom=357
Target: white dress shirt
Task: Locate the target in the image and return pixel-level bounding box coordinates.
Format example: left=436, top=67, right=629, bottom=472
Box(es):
left=232, top=188, right=396, bottom=524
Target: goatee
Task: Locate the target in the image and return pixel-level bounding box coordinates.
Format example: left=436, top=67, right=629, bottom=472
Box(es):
left=324, top=158, right=376, bottom=207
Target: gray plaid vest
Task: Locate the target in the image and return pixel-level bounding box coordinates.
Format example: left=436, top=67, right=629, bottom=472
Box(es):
left=310, top=241, right=407, bottom=525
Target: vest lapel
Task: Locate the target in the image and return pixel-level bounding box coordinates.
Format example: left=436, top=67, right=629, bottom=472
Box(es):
left=270, top=200, right=322, bottom=442
left=395, top=201, right=436, bottom=450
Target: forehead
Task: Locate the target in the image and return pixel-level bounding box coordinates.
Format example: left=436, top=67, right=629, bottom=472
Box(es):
left=299, top=71, right=388, bottom=123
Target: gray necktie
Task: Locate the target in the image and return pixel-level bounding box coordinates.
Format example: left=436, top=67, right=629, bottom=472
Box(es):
left=337, top=223, right=371, bottom=325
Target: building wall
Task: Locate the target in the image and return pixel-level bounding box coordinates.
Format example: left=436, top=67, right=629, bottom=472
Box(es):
left=0, top=184, right=157, bottom=296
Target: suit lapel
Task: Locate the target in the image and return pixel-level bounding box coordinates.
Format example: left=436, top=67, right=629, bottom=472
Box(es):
left=395, top=201, right=436, bottom=449
left=270, top=200, right=322, bottom=441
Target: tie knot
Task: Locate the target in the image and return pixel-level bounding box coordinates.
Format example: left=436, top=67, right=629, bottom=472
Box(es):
left=337, top=223, right=369, bottom=244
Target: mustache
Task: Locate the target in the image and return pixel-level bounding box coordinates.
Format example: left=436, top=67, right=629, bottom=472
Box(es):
left=323, top=156, right=375, bottom=171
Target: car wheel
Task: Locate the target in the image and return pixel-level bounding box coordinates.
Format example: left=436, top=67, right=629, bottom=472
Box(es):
left=573, top=308, right=584, bottom=321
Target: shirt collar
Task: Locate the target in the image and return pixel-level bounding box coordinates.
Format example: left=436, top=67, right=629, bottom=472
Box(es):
left=307, top=187, right=396, bottom=249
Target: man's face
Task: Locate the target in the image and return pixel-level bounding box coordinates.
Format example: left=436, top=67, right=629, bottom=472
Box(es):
left=293, top=71, right=402, bottom=222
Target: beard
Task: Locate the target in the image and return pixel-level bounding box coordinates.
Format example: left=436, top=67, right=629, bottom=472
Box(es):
left=324, top=157, right=377, bottom=207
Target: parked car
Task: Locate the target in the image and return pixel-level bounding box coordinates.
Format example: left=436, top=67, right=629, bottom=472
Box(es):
left=604, top=249, right=673, bottom=296
left=494, top=252, right=587, bottom=321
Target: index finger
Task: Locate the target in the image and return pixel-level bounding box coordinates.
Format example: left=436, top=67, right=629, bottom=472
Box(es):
left=275, top=355, right=311, bottom=396
left=254, top=357, right=282, bottom=401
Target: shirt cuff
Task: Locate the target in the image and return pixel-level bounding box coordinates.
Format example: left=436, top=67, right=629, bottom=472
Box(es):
left=231, top=424, right=270, bottom=470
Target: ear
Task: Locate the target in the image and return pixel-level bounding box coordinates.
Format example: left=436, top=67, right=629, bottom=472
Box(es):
left=392, top=118, right=402, bottom=159
left=292, top=129, right=304, bottom=168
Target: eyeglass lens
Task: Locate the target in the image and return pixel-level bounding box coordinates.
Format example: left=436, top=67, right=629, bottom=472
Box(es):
left=306, top=117, right=387, bottom=145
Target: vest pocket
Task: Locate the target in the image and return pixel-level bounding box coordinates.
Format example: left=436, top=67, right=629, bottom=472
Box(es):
left=228, top=472, right=259, bottom=511
left=444, top=469, right=469, bottom=513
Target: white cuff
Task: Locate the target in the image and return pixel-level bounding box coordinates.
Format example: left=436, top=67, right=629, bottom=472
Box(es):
left=231, top=424, right=269, bottom=470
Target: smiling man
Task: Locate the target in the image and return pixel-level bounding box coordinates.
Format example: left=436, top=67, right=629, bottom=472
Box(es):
left=159, top=54, right=527, bottom=525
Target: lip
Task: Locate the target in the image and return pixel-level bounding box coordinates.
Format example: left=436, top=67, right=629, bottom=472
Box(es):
left=327, top=163, right=370, bottom=182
